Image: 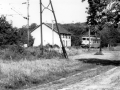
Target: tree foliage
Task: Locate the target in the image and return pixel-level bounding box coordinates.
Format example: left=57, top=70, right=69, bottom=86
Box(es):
left=0, top=15, right=36, bottom=47
left=82, top=0, right=120, bottom=47
left=82, top=0, right=120, bottom=28
left=62, top=23, right=88, bottom=46
left=18, top=23, right=36, bottom=47
left=0, top=15, right=20, bottom=46
left=29, top=23, right=38, bottom=32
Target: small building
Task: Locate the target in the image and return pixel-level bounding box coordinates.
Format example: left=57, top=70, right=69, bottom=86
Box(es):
left=31, top=23, right=71, bottom=47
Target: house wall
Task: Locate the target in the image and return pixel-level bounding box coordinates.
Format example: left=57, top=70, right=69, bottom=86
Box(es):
left=31, top=24, right=61, bottom=47
left=31, top=24, right=71, bottom=47
left=61, top=34, right=71, bottom=47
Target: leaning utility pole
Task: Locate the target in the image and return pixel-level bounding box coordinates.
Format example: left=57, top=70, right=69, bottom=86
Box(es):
left=52, top=20, right=54, bottom=46
left=50, top=0, right=68, bottom=58
left=27, top=0, right=30, bottom=47
left=39, top=0, right=68, bottom=58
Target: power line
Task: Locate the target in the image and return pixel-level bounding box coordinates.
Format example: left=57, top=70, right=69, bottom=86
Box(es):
left=10, top=7, right=28, bottom=19
left=0, top=2, right=26, bottom=5
left=9, top=3, right=28, bottom=20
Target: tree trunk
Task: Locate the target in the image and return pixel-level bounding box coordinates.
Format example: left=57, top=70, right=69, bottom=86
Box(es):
left=99, top=35, right=102, bottom=52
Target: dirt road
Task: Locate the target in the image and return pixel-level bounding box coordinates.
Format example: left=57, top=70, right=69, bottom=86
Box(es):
left=70, top=50, right=120, bottom=60
left=59, top=67, right=120, bottom=90
left=59, top=51, right=120, bottom=90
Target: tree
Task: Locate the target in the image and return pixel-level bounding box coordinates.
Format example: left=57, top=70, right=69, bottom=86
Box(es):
left=0, top=15, right=21, bottom=46
left=29, top=23, right=38, bottom=32
left=19, top=23, right=36, bottom=47
left=62, top=23, right=87, bottom=46
left=82, top=0, right=120, bottom=53
left=99, top=23, right=120, bottom=47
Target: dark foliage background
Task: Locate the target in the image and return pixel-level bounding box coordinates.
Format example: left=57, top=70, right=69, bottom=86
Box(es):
left=62, top=23, right=88, bottom=46
left=62, top=22, right=120, bottom=47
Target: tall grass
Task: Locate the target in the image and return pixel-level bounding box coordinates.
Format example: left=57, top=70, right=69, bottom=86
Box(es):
left=0, top=59, right=84, bottom=89
left=0, top=45, right=64, bottom=61
left=0, top=45, right=84, bottom=61
left=0, top=45, right=86, bottom=89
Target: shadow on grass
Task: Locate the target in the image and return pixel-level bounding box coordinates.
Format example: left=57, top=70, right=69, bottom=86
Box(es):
left=77, top=58, right=120, bottom=66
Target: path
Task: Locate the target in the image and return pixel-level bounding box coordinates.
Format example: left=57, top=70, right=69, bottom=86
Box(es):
left=60, top=51, right=120, bottom=90
left=70, top=50, right=120, bottom=60
left=59, top=67, right=120, bottom=90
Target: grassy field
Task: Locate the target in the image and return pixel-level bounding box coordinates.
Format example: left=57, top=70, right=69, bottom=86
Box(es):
left=0, top=58, right=101, bottom=90
left=0, top=46, right=118, bottom=90
left=0, top=46, right=85, bottom=89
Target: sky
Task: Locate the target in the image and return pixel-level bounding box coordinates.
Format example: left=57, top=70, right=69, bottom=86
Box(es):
left=0, top=0, right=88, bottom=28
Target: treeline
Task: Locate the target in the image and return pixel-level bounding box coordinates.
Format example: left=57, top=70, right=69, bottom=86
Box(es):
left=1, top=14, right=120, bottom=48
left=62, top=23, right=88, bottom=46
left=61, top=23, right=120, bottom=47
left=0, top=15, right=36, bottom=47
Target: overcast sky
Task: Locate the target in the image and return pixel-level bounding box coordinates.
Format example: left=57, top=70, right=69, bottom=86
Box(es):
left=0, top=0, right=88, bottom=28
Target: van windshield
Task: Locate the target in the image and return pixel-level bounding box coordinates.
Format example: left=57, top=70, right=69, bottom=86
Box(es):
left=82, top=38, right=86, bottom=40
left=87, top=38, right=89, bottom=40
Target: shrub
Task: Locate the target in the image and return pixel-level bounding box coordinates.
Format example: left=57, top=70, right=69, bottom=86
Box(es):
left=8, top=45, right=25, bottom=54
left=44, top=44, right=53, bottom=48
left=53, top=44, right=60, bottom=48
left=1, top=45, right=64, bottom=61
left=2, top=45, right=27, bottom=60
left=38, top=50, right=64, bottom=59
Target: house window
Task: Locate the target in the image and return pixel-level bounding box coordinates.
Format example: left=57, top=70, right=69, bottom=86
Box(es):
left=66, top=35, right=67, bottom=39
left=66, top=41, right=67, bottom=47
left=87, top=38, right=89, bottom=41
left=63, top=40, right=65, bottom=46
left=69, top=35, right=71, bottom=39
left=61, top=35, right=63, bottom=38
left=63, top=34, right=64, bottom=38
left=67, top=35, right=69, bottom=39
left=68, top=35, right=70, bottom=39
left=82, top=38, right=86, bottom=40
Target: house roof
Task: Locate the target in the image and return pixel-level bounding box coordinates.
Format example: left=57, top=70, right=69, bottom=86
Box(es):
left=31, top=23, right=71, bottom=35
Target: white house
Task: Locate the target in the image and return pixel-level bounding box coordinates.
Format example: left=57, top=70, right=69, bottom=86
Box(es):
left=31, top=23, right=71, bottom=47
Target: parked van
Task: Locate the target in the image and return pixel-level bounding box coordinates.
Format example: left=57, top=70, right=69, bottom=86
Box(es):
left=81, top=36, right=100, bottom=48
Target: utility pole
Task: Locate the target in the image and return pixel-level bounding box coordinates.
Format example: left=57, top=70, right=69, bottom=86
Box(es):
left=88, top=26, right=91, bottom=51
left=39, top=0, right=68, bottom=58
left=52, top=20, right=54, bottom=45
left=50, top=0, right=68, bottom=58
left=40, top=0, right=43, bottom=54
left=27, top=0, right=30, bottom=47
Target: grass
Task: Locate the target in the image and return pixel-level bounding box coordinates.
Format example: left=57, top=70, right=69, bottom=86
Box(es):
left=0, top=45, right=83, bottom=61
left=0, top=58, right=98, bottom=90
left=0, top=45, right=64, bottom=60
left=94, top=51, right=104, bottom=55
left=0, top=45, right=115, bottom=90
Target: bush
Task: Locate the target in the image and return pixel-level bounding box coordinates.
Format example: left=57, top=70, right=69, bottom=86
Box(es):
left=44, top=44, right=53, bottom=48
left=53, top=44, right=60, bottom=48
left=38, top=50, right=64, bottom=59
left=2, top=45, right=27, bottom=60
left=1, top=45, right=64, bottom=61
left=8, top=45, right=25, bottom=54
